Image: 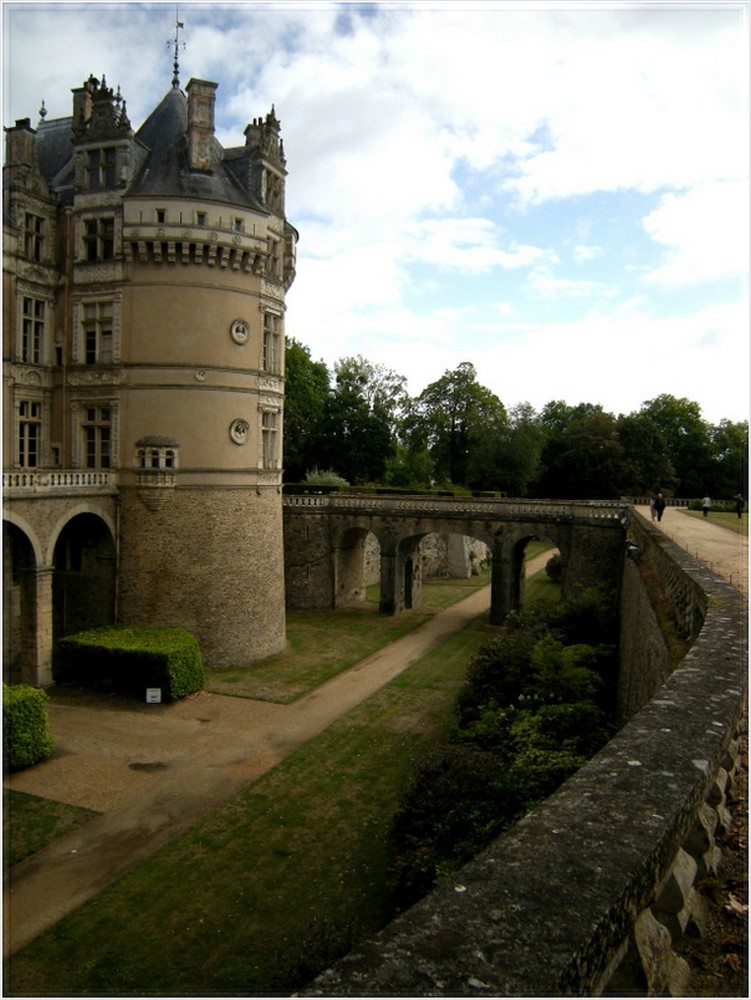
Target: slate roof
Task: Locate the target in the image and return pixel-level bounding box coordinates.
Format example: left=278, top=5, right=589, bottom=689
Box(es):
left=127, top=86, right=262, bottom=209
left=18, top=85, right=264, bottom=210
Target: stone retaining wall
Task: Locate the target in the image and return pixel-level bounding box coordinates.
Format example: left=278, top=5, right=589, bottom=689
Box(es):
left=303, top=509, right=746, bottom=997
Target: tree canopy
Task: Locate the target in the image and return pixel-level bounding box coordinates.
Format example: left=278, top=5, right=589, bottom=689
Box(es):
left=283, top=342, right=747, bottom=500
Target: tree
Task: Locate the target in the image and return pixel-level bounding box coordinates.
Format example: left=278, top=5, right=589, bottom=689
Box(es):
left=408, top=362, right=508, bottom=488
left=536, top=402, right=624, bottom=499
left=616, top=411, right=677, bottom=496
left=708, top=419, right=748, bottom=499
left=495, top=402, right=544, bottom=497
left=639, top=395, right=714, bottom=497
left=283, top=338, right=330, bottom=481
left=312, top=356, right=401, bottom=484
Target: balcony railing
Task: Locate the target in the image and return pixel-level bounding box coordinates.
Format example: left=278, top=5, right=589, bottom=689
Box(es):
left=2, top=469, right=114, bottom=494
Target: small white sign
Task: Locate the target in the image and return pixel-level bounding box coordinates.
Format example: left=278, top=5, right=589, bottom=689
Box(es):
left=146, top=688, right=162, bottom=704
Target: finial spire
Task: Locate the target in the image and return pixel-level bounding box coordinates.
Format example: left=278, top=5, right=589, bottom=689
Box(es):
left=169, top=8, right=185, bottom=88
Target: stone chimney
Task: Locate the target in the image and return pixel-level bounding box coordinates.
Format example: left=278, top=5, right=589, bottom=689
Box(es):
left=71, top=77, right=96, bottom=134
left=4, top=119, right=36, bottom=168
left=186, top=78, right=218, bottom=172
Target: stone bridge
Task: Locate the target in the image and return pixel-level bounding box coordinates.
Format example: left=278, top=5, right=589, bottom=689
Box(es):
left=283, top=493, right=629, bottom=621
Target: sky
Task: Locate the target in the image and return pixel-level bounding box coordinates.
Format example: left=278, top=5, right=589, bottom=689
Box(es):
left=2, top=0, right=749, bottom=425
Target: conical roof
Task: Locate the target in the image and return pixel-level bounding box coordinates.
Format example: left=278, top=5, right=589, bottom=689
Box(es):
left=127, top=87, right=260, bottom=207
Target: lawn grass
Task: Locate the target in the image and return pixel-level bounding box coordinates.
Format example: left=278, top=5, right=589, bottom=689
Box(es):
left=6, top=613, right=497, bottom=997
left=206, top=570, right=492, bottom=702
left=3, top=789, right=99, bottom=872
left=678, top=509, right=748, bottom=536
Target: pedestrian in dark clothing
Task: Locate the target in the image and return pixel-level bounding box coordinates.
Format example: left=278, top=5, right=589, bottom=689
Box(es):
left=654, top=493, right=666, bottom=522
left=735, top=493, right=744, bottom=519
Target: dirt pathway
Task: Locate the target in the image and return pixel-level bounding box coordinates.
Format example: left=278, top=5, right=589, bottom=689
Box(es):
left=636, top=506, right=748, bottom=595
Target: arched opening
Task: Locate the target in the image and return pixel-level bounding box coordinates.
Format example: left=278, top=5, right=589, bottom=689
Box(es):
left=512, top=535, right=561, bottom=614
left=3, top=522, right=37, bottom=685
left=52, top=514, right=116, bottom=643
left=335, top=527, right=378, bottom=608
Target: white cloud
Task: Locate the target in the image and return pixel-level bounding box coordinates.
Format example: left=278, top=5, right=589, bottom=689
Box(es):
left=642, top=179, right=750, bottom=288
left=3, top=2, right=747, bottom=426
left=573, top=244, right=603, bottom=264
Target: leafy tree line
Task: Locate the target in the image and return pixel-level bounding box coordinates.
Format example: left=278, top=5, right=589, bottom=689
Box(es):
left=284, top=339, right=748, bottom=500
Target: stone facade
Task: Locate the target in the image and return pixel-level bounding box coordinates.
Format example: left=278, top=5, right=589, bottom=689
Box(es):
left=3, top=70, right=296, bottom=677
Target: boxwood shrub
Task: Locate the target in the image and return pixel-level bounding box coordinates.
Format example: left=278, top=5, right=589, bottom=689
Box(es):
left=55, top=626, right=205, bottom=702
left=3, top=683, right=55, bottom=772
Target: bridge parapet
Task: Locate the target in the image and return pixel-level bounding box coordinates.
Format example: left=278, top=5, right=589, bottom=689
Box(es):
left=283, top=492, right=628, bottom=525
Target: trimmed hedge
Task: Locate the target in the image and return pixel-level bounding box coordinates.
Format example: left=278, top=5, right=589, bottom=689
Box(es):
left=3, top=684, right=55, bottom=772
left=55, top=626, right=205, bottom=702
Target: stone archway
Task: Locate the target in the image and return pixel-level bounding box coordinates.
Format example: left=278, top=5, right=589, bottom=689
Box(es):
left=334, top=526, right=376, bottom=607
left=3, top=521, right=37, bottom=685
left=52, top=513, right=116, bottom=644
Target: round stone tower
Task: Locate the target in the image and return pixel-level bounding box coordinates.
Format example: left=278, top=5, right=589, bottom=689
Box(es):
left=110, top=79, right=297, bottom=666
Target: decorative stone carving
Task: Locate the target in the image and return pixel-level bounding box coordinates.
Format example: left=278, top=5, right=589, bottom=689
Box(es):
left=229, top=418, right=250, bottom=445
left=67, top=368, right=125, bottom=386
left=10, top=365, right=48, bottom=387
left=230, top=319, right=250, bottom=344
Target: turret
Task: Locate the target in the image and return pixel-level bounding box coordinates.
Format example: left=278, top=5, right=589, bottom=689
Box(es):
left=243, top=107, right=287, bottom=215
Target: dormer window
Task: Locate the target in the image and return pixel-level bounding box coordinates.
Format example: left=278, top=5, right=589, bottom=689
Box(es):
left=86, top=146, right=117, bottom=190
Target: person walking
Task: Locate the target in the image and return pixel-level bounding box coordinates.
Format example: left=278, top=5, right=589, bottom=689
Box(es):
left=649, top=496, right=657, bottom=521
left=702, top=496, right=712, bottom=518
left=654, top=492, right=666, bottom=523
left=735, top=493, right=744, bottom=519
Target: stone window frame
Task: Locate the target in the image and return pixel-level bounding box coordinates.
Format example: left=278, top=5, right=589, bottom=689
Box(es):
left=72, top=293, right=121, bottom=365
left=81, top=213, right=116, bottom=262
left=260, top=405, right=281, bottom=469
left=16, top=284, right=53, bottom=365
left=23, top=211, right=45, bottom=262
left=71, top=398, right=119, bottom=470
left=16, top=394, right=44, bottom=469
left=85, top=146, right=117, bottom=191
left=261, top=307, right=282, bottom=374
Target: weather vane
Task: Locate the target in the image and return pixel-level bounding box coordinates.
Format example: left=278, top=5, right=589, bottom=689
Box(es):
left=168, top=7, right=186, bottom=88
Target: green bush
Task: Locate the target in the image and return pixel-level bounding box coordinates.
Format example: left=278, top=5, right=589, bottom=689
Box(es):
left=3, top=684, right=54, bottom=772
left=55, top=626, right=205, bottom=702
left=392, top=590, right=620, bottom=905
left=390, top=745, right=531, bottom=907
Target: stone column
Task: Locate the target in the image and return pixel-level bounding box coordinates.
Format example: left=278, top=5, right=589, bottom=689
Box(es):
left=379, top=536, right=400, bottom=616
left=490, top=541, right=514, bottom=625
left=23, top=566, right=54, bottom=687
